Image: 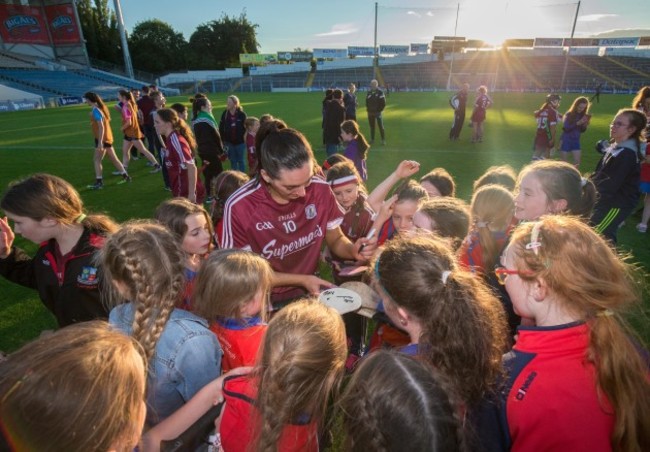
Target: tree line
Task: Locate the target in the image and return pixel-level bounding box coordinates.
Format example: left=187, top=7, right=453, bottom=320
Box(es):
left=76, top=0, right=259, bottom=75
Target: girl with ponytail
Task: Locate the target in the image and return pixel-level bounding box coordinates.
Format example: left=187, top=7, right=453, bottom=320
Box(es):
left=459, top=183, right=514, bottom=275
left=155, top=108, right=206, bottom=204
left=494, top=216, right=650, bottom=451
left=371, top=235, right=508, bottom=408
left=102, top=221, right=221, bottom=426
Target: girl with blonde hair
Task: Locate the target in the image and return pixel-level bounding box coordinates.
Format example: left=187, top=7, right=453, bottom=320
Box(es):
left=0, top=321, right=147, bottom=451
left=219, top=94, right=247, bottom=172
left=193, top=248, right=273, bottom=372
left=218, top=298, right=347, bottom=451
left=458, top=184, right=514, bottom=275
left=102, top=221, right=221, bottom=425
left=0, top=173, right=117, bottom=327
left=493, top=215, right=650, bottom=451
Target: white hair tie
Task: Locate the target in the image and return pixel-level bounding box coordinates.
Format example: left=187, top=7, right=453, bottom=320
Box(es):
left=581, top=177, right=588, bottom=188
left=441, top=270, right=451, bottom=285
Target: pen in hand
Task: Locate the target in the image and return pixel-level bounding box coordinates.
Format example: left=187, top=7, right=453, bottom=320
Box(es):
left=358, top=228, right=377, bottom=254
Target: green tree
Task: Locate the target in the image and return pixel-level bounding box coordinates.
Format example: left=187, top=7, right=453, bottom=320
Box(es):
left=188, top=12, right=259, bottom=70
left=128, top=20, right=188, bottom=74
left=76, top=0, right=121, bottom=65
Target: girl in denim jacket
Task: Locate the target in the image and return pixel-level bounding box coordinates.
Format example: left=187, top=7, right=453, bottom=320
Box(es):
left=102, top=221, right=222, bottom=426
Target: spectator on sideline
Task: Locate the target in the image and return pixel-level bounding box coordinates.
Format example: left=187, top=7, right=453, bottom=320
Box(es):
left=219, top=95, right=247, bottom=173
left=137, top=85, right=157, bottom=156
left=192, top=95, right=225, bottom=199
left=323, top=89, right=346, bottom=156
left=449, top=83, right=469, bottom=140
left=590, top=108, right=645, bottom=243
left=366, top=79, right=386, bottom=145
left=344, top=83, right=358, bottom=121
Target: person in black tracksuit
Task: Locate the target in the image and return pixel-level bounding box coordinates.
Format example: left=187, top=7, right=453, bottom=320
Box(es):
left=590, top=108, right=646, bottom=243
left=449, top=83, right=469, bottom=140
left=0, top=174, right=115, bottom=327
left=366, top=79, right=386, bottom=144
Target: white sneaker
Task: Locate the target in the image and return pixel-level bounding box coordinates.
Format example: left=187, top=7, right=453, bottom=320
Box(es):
left=636, top=223, right=647, bottom=233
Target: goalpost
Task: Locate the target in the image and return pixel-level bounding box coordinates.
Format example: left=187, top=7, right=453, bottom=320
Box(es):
left=447, top=72, right=498, bottom=92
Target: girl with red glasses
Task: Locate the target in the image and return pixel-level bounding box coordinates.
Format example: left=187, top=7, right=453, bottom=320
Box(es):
left=483, top=216, right=650, bottom=451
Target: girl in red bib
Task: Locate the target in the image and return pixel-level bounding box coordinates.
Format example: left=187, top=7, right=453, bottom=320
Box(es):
left=193, top=248, right=272, bottom=372
left=218, top=298, right=346, bottom=451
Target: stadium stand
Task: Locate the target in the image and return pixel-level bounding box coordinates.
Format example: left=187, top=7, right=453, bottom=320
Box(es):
left=160, top=52, right=650, bottom=95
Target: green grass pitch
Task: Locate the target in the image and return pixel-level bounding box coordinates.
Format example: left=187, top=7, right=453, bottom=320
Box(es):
left=0, top=91, right=648, bottom=351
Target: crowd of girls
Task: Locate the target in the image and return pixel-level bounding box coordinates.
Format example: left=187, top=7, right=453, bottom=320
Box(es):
left=1, top=88, right=649, bottom=451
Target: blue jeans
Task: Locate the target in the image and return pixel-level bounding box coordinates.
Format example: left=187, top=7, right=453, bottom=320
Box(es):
left=226, top=142, right=246, bottom=172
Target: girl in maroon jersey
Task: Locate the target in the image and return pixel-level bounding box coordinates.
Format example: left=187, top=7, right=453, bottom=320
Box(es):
left=470, top=85, right=492, bottom=143
left=154, top=108, right=206, bottom=204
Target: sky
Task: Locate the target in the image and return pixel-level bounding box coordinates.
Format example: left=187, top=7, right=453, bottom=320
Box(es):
left=118, top=0, right=650, bottom=52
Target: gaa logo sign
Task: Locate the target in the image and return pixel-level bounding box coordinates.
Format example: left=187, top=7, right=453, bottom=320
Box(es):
left=256, top=222, right=274, bottom=231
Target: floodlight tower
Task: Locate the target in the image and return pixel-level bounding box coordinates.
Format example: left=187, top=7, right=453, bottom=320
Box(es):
left=561, top=1, right=581, bottom=91
left=113, top=0, right=134, bottom=79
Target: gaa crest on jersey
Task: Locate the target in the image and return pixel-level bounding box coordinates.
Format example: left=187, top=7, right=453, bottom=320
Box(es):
left=305, top=204, right=317, bottom=220
left=77, top=266, right=99, bottom=287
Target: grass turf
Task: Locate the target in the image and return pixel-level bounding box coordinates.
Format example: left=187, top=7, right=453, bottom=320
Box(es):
left=0, top=91, right=648, bottom=351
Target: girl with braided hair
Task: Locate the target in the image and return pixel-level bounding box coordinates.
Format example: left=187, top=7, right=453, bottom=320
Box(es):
left=102, top=221, right=222, bottom=426
left=218, top=298, right=347, bottom=451
left=340, top=350, right=464, bottom=452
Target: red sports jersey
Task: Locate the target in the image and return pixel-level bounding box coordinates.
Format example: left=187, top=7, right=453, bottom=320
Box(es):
left=220, top=375, right=318, bottom=452
left=505, top=323, right=614, bottom=452
left=221, top=178, right=344, bottom=301
left=329, top=193, right=374, bottom=283
left=210, top=317, right=266, bottom=372
left=164, top=131, right=206, bottom=203
left=535, top=106, right=561, bottom=137
left=338, top=193, right=375, bottom=242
